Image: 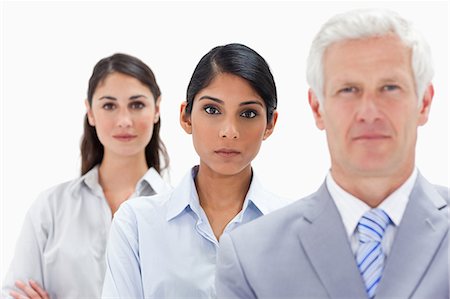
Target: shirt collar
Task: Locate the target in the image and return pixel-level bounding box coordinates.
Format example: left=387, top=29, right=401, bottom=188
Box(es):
left=137, top=167, right=172, bottom=195
left=166, top=166, right=275, bottom=222
left=81, top=165, right=103, bottom=198
left=242, top=173, right=279, bottom=216
left=326, top=167, right=418, bottom=238
left=80, top=165, right=171, bottom=198
left=378, top=168, right=417, bottom=226
left=166, top=167, right=198, bottom=221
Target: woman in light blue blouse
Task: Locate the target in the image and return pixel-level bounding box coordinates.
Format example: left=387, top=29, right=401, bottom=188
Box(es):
left=102, top=43, right=290, bottom=298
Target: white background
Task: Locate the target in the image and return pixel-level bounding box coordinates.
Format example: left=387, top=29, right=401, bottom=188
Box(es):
left=1, top=1, right=448, bottom=279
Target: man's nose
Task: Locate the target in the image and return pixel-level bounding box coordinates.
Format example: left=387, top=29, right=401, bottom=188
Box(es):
left=356, top=93, right=383, bottom=123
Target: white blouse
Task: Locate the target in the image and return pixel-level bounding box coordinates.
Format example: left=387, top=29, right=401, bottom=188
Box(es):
left=2, top=166, right=171, bottom=299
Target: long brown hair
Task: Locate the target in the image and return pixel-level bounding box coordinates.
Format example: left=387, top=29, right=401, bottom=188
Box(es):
left=80, top=53, right=169, bottom=175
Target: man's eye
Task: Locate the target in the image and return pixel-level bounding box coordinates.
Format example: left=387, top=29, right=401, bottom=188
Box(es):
left=382, top=85, right=400, bottom=92
left=339, top=87, right=358, bottom=93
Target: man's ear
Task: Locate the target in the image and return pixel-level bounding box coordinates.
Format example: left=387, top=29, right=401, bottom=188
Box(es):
left=154, top=96, right=161, bottom=124
left=85, top=99, right=95, bottom=126
left=308, top=89, right=325, bottom=130
left=417, top=84, right=434, bottom=126
left=263, top=111, right=278, bottom=140
left=179, top=101, right=192, bottom=134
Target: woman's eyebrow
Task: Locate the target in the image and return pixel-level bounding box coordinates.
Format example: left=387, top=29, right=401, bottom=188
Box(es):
left=198, top=95, right=223, bottom=104
left=240, top=100, right=264, bottom=107
left=97, top=95, right=147, bottom=101
left=199, top=96, right=263, bottom=107
left=98, top=95, right=117, bottom=101
left=129, top=95, right=147, bottom=100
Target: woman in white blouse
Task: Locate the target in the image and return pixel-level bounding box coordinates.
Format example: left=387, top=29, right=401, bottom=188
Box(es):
left=2, top=53, right=171, bottom=299
left=102, top=43, right=290, bottom=298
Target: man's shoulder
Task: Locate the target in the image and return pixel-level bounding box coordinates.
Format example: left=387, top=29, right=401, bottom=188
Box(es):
left=416, top=173, right=449, bottom=208
left=433, top=184, right=450, bottom=203
left=226, top=190, right=320, bottom=244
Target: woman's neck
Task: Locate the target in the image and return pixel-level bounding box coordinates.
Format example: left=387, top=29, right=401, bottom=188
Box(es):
left=195, top=163, right=252, bottom=240
left=99, top=151, right=149, bottom=215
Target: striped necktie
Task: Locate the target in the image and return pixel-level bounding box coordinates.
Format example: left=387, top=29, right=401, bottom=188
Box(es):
left=356, top=208, right=391, bottom=298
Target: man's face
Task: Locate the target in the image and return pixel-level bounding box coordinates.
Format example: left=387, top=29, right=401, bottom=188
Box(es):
left=310, top=34, right=433, bottom=179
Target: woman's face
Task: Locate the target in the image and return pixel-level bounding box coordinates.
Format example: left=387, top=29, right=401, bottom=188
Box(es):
left=181, top=73, right=277, bottom=176
left=87, top=72, right=160, bottom=160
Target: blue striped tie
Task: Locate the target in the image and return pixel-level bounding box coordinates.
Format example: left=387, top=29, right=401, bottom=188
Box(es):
left=356, top=209, right=390, bottom=298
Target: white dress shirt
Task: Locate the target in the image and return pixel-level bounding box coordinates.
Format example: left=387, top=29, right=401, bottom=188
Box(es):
left=2, top=166, right=171, bottom=299
left=102, top=166, right=290, bottom=298
left=326, top=168, right=418, bottom=256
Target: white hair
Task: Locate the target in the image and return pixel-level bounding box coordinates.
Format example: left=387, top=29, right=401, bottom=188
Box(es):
left=306, top=8, right=434, bottom=104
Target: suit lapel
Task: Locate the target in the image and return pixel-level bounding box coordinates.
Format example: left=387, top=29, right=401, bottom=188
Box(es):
left=297, top=183, right=368, bottom=299
left=377, top=174, right=449, bottom=299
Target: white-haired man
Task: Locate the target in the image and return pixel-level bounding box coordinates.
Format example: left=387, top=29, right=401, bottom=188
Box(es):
left=216, top=9, right=448, bottom=299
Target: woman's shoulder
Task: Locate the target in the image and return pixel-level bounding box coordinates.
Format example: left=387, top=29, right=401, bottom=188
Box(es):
left=119, top=191, right=173, bottom=219
left=32, top=177, right=83, bottom=206
left=22, top=176, right=85, bottom=227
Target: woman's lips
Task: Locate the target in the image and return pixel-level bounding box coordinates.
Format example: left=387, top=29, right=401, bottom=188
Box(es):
left=113, top=134, right=137, bottom=142
left=214, top=148, right=241, bottom=157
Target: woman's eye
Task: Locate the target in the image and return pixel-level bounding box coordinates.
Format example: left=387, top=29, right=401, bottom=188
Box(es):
left=130, top=102, right=145, bottom=109
left=240, top=110, right=257, bottom=118
left=102, top=103, right=115, bottom=110
left=204, top=106, right=220, bottom=115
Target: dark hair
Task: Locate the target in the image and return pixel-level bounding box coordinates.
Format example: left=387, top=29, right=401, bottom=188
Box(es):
left=80, top=53, right=169, bottom=175
left=186, top=43, right=277, bottom=122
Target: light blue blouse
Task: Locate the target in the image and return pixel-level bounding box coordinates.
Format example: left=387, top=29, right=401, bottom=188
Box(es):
left=102, top=167, right=289, bottom=298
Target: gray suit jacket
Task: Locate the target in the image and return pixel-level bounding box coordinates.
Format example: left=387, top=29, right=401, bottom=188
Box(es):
left=216, top=173, right=449, bottom=299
